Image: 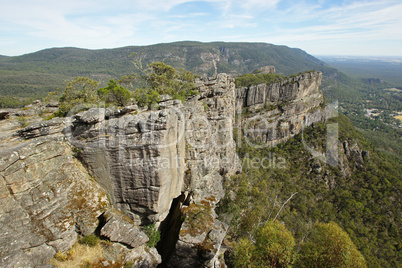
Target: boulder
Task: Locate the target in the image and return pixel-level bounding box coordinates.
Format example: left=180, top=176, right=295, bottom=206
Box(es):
left=74, top=108, right=106, bottom=124
left=100, top=209, right=149, bottom=248
left=0, top=110, right=10, bottom=120
left=124, top=245, right=162, bottom=267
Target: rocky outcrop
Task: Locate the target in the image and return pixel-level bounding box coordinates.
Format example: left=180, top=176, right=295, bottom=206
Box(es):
left=13, top=100, right=59, bottom=117
left=0, top=110, right=10, bottom=120
left=0, top=69, right=326, bottom=267
left=342, top=139, right=369, bottom=171
left=257, top=65, right=276, bottom=74
left=0, top=139, right=109, bottom=267
left=17, top=117, right=71, bottom=139
left=68, top=107, right=187, bottom=225
left=237, top=71, right=322, bottom=108
left=236, top=71, right=325, bottom=146
left=165, top=74, right=240, bottom=267
left=100, top=209, right=149, bottom=248
left=64, top=73, right=240, bottom=267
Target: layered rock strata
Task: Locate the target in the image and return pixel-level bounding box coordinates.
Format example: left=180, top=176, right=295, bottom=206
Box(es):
left=236, top=71, right=326, bottom=146
left=0, top=139, right=109, bottom=267
left=65, top=74, right=240, bottom=266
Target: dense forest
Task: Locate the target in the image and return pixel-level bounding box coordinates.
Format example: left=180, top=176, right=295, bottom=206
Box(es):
left=218, top=114, right=400, bottom=267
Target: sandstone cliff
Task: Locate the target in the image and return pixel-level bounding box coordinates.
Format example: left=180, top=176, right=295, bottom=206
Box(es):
left=236, top=71, right=325, bottom=147
left=0, top=70, right=325, bottom=267
left=0, top=138, right=109, bottom=267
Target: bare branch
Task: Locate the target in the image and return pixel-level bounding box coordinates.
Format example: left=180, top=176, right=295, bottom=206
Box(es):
left=273, top=192, right=298, bottom=222
left=267, top=195, right=277, bottom=221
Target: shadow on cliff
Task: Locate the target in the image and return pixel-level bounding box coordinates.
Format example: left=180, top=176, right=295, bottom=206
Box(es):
left=156, top=193, right=190, bottom=267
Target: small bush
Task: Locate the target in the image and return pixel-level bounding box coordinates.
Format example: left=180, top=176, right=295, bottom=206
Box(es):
left=143, top=224, right=160, bottom=248
left=79, top=234, right=99, bottom=247
left=124, top=261, right=134, bottom=268
left=234, top=221, right=296, bottom=268
left=297, top=222, right=367, bottom=268
left=98, top=79, right=131, bottom=107
left=133, top=88, right=160, bottom=108
left=53, top=251, right=69, bottom=262
left=57, top=77, right=99, bottom=116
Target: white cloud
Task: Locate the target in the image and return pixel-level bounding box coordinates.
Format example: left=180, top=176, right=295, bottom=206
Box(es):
left=0, top=0, right=401, bottom=56
left=168, top=13, right=209, bottom=18
left=253, top=0, right=402, bottom=55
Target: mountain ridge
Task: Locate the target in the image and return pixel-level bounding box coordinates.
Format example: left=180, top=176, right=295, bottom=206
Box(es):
left=0, top=41, right=336, bottom=98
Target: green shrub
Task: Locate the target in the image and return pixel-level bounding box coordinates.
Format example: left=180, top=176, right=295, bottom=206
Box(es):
left=124, top=261, right=134, bottom=268
left=234, top=221, right=296, bottom=268
left=140, top=62, right=198, bottom=104
left=297, top=222, right=367, bottom=268
left=133, top=88, right=160, bottom=108
left=98, top=79, right=131, bottom=107
left=79, top=234, right=99, bottom=247
left=143, top=224, right=160, bottom=248
left=57, top=77, right=99, bottom=116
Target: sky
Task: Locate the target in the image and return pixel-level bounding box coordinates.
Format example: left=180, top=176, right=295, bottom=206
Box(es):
left=0, top=0, right=401, bottom=57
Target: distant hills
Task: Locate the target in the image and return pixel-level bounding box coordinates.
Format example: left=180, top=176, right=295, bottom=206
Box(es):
left=0, top=41, right=337, bottom=98
left=318, top=55, right=402, bottom=85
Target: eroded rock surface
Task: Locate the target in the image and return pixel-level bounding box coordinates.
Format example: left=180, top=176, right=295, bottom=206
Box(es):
left=236, top=71, right=326, bottom=146
left=0, top=139, right=109, bottom=267
left=70, top=107, right=187, bottom=225
left=165, top=74, right=239, bottom=267
left=100, top=209, right=149, bottom=248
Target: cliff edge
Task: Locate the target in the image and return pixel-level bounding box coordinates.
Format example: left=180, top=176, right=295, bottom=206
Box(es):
left=0, top=70, right=325, bottom=267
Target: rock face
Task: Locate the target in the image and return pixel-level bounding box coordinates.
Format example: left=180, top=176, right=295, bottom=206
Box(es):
left=165, top=74, right=240, bottom=267
left=258, top=65, right=276, bottom=74
left=69, top=107, right=187, bottom=225
left=237, top=71, right=322, bottom=107
left=236, top=71, right=326, bottom=146
left=66, top=73, right=240, bottom=266
left=0, top=138, right=109, bottom=268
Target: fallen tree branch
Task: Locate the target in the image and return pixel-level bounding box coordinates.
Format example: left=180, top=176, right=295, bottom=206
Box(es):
left=273, top=192, right=298, bottom=222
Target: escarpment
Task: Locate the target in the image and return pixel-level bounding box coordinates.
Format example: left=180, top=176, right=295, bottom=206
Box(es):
left=0, top=70, right=325, bottom=267
left=236, top=71, right=326, bottom=146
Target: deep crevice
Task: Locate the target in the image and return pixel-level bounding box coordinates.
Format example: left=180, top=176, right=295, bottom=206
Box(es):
left=156, top=193, right=186, bottom=267
left=94, top=212, right=107, bottom=237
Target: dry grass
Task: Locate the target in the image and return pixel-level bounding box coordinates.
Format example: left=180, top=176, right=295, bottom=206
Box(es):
left=394, top=115, right=402, bottom=121
left=49, top=243, right=105, bottom=268
left=384, top=88, right=401, bottom=92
